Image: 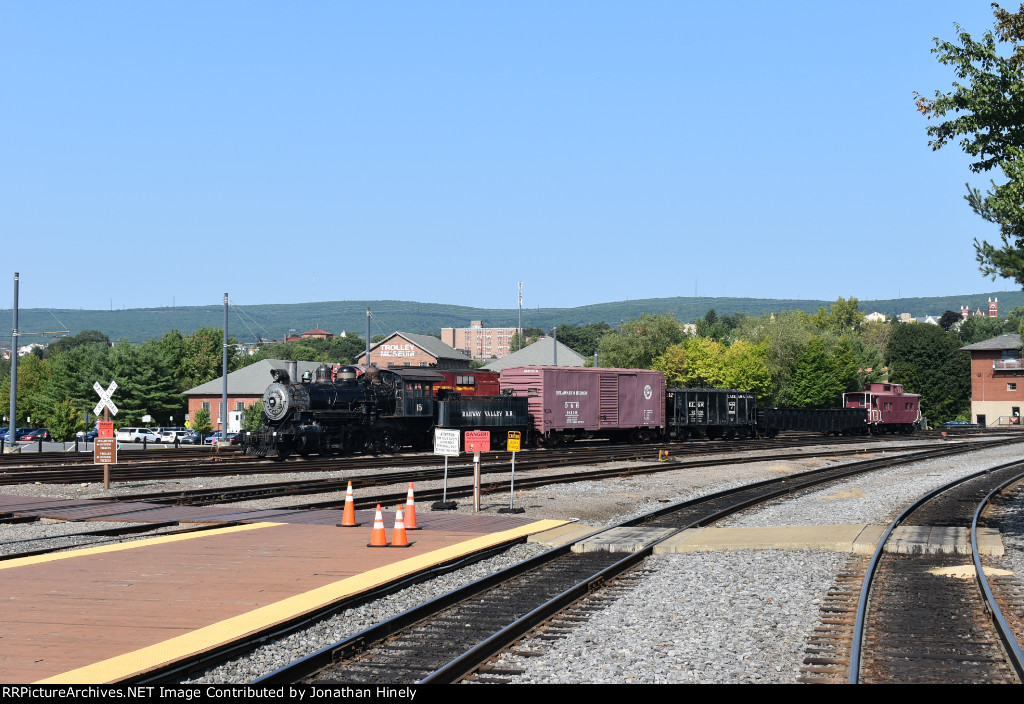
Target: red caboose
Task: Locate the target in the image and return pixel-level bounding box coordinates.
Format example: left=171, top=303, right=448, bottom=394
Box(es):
left=843, top=382, right=921, bottom=433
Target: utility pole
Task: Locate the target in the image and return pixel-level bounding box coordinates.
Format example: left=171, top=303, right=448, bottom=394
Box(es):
left=222, top=293, right=228, bottom=442
left=518, top=282, right=523, bottom=351
left=7, top=273, right=18, bottom=451
left=365, top=308, right=371, bottom=367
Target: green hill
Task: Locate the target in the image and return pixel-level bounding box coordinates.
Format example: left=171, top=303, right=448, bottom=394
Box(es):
left=3, top=292, right=1022, bottom=345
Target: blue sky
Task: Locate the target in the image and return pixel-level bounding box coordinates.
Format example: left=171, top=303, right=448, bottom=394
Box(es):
left=1, top=1, right=1015, bottom=312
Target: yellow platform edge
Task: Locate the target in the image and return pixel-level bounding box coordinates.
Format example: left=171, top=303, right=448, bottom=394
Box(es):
left=36, top=518, right=567, bottom=684
left=0, top=522, right=283, bottom=570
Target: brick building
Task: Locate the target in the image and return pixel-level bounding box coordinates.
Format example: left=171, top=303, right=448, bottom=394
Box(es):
left=441, top=321, right=517, bottom=361
left=960, top=333, right=1024, bottom=427
left=183, top=359, right=322, bottom=432
left=284, top=328, right=335, bottom=342
left=358, top=332, right=472, bottom=370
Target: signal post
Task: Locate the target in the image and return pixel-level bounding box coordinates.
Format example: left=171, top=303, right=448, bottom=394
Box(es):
left=498, top=431, right=524, bottom=514
left=464, top=431, right=490, bottom=511
left=93, top=381, right=118, bottom=489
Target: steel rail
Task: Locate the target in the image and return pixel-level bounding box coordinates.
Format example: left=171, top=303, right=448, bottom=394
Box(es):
left=848, top=459, right=1024, bottom=683
left=240, top=438, right=1013, bottom=685
left=971, top=473, right=1024, bottom=681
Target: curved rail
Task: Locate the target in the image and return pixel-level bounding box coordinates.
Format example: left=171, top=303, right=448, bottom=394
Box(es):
left=972, top=474, right=1024, bottom=680
left=849, top=460, right=1024, bottom=683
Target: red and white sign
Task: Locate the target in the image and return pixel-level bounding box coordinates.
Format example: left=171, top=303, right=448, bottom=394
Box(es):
left=98, top=421, right=114, bottom=439
left=464, top=431, right=490, bottom=453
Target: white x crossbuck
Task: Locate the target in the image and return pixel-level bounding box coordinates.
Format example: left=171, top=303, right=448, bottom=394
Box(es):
left=93, top=380, right=119, bottom=417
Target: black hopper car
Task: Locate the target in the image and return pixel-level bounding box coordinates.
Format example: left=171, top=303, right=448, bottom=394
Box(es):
left=666, top=387, right=869, bottom=439
left=241, top=364, right=531, bottom=459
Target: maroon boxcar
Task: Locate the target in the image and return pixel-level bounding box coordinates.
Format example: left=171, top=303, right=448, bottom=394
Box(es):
left=499, top=366, right=666, bottom=444
left=842, top=382, right=921, bottom=433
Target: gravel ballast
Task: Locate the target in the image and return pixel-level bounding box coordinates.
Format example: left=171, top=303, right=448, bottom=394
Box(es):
left=1, top=435, right=1021, bottom=684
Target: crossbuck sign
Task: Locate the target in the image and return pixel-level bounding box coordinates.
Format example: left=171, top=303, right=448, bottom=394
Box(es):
left=93, top=381, right=119, bottom=417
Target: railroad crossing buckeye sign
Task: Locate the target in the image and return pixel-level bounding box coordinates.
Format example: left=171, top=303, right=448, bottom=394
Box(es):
left=93, top=380, right=118, bottom=417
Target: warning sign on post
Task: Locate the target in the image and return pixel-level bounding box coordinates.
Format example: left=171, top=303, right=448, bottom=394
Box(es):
left=94, top=437, right=117, bottom=465
left=434, top=428, right=461, bottom=457
left=464, top=431, right=490, bottom=453
left=507, top=431, right=521, bottom=452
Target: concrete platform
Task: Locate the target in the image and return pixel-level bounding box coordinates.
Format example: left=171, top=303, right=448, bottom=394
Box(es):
left=886, top=526, right=1003, bottom=556
left=0, top=495, right=566, bottom=684
left=571, top=527, right=677, bottom=553
left=527, top=522, right=602, bottom=548
left=655, top=524, right=1004, bottom=556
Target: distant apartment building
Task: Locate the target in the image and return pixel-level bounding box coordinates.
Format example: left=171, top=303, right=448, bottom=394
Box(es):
left=441, top=321, right=517, bottom=360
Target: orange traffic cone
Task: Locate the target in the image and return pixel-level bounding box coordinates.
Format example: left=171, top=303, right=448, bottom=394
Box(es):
left=337, top=481, right=361, bottom=527
left=405, top=482, right=419, bottom=530
left=367, top=504, right=388, bottom=547
left=391, top=504, right=412, bottom=548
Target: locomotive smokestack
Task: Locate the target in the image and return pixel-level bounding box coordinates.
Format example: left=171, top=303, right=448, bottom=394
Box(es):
left=288, top=360, right=298, bottom=384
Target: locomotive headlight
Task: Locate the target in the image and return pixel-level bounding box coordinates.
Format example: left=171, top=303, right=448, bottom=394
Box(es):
left=263, top=383, right=291, bottom=421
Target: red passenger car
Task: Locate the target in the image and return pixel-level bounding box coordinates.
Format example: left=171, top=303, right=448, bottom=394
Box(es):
left=842, top=382, right=921, bottom=433
left=499, top=366, right=666, bottom=444
left=431, top=369, right=500, bottom=397
left=332, top=365, right=499, bottom=397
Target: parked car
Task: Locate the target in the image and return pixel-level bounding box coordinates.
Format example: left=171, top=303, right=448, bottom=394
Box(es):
left=160, top=430, right=199, bottom=445
left=80, top=428, right=100, bottom=441
left=940, top=420, right=980, bottom=429
left=115, top=427, right=161, bottom=443
left=19, top=428, right=51, bottom=441
left=204, top=433, right=238, bottom=445
left=1, top=427, right=29, bottom=441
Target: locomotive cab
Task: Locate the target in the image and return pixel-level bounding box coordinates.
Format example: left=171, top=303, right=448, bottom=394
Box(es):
left=385, top=369, right=439, bottom=418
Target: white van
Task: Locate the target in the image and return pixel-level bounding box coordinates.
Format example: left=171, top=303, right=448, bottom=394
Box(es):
left=115, top=427, right=160, bottom=443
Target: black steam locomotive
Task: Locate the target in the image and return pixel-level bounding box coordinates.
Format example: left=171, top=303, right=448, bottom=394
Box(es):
left=241, top=364, right=530, bottom=459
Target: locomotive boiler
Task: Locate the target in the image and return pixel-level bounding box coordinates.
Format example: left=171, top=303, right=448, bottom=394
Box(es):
left=242, top=364, right=531, bottom=459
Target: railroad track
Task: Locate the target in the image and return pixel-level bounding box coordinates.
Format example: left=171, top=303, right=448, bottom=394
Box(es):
left=0, top=432, right=932, bottom=485
left=79, top=435, right=962, bottom=508
left=171, top=436, right=1008, bottom=684
left=846, top=461, right=1024, bottom=683
left=0, top=440, right=953, bottom=560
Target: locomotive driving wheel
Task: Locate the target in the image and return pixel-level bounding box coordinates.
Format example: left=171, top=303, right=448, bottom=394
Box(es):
left=382, top=431, right=402, bottom=453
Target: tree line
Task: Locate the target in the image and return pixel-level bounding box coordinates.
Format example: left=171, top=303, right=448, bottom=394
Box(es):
left=1, top=299, right=1016, bottom=439
left=523, top=298, right=1020, bottom=425
left=0, top=329, right=369, bottom=441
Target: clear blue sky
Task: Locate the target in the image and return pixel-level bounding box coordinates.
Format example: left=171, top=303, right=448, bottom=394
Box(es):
left=1, top=1, right=1014, bottom=312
